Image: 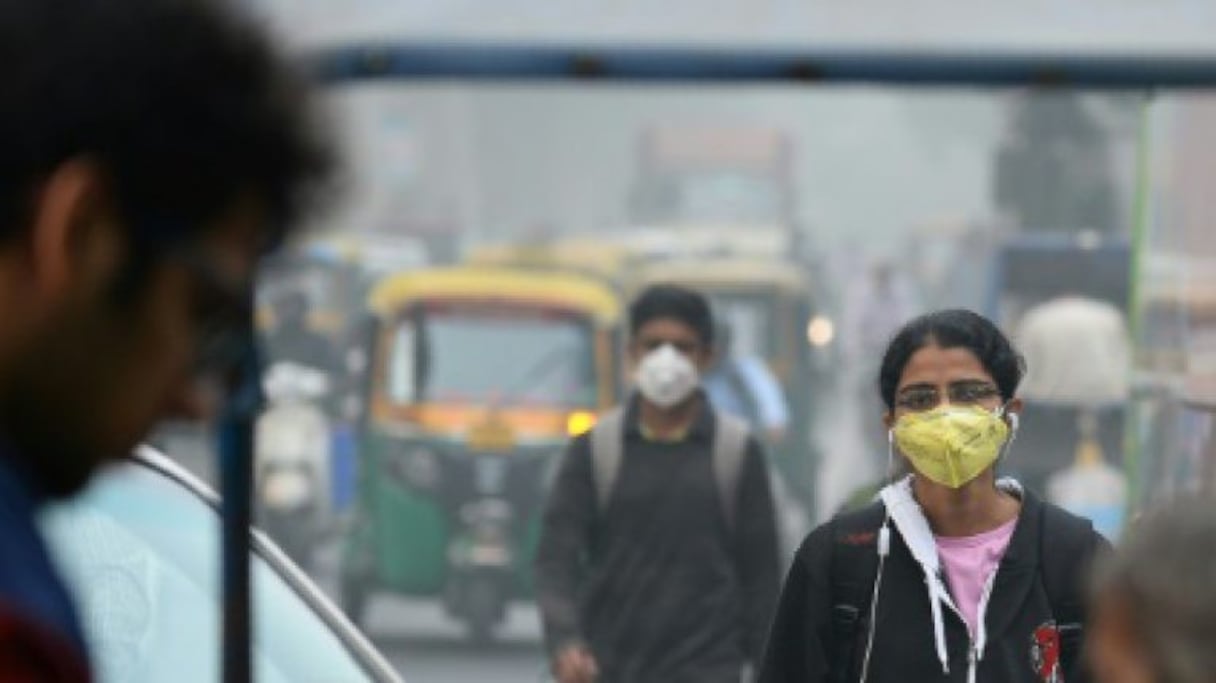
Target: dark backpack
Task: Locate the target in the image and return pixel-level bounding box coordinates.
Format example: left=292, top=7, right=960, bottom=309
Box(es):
left=828, top=502, right=1096, bottom=682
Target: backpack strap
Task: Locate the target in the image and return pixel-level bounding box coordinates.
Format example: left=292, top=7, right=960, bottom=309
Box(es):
left=711, top=412, right=751, bottom=532
left=828, top=503, right=887, bottom=683
left=1039, top=503, right=1096, bottom=679
left=590, top=407, right=627, bottom=510
left=590, top=407, right=750, bottom=530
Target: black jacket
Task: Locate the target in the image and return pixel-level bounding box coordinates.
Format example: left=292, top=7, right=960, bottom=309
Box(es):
left=759, top=489, right=1106, bottom=683
left=535, top=399, right=780, bottom=683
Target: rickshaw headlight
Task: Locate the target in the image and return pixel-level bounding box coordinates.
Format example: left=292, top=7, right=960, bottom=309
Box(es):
left=395, top=447, right=441, bottom=491
left=567, top=411, right=598, bottom=437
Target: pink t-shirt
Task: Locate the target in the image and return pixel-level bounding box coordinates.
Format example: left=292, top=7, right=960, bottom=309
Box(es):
left=935, top=518, right=1018, bottom=636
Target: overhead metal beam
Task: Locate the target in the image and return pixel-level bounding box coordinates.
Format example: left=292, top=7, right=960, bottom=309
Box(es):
left=309, top=42, right=1216, bottom=89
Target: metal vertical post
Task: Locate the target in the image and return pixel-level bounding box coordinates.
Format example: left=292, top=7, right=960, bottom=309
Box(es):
left=218, top=331, right=263, bottom=683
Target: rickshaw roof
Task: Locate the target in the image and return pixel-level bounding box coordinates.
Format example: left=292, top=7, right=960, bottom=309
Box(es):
left=629, top=257, right=808, bottom=293
left=369, top=266, right=622, bottom=321
left=466, top=240, right=636, bottom=281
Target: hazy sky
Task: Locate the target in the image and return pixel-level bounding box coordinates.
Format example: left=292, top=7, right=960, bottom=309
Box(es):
left=260, top=0, right=1216, bottom=55
left=324, top=85, right=1012, bottom=253
left=280, top=3, right=1154, bottom=254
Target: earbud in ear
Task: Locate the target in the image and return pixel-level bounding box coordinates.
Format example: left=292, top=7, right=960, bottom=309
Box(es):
left=887, top=429, right=894, bottom=444
left=1009, top=413, right=1020, bottom=433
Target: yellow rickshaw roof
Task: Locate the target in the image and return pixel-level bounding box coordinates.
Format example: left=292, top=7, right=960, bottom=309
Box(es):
left=369, top=266, right=622, bottom=321
left=629, top=257, right=809, bottom=293
left=465, top=241, right=635, bottom=281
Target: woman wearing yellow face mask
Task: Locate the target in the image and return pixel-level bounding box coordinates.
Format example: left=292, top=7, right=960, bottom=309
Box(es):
left=759, top=309, right=1109, bottom=683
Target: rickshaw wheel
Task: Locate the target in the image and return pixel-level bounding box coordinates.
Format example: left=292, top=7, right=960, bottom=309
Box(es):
left=464, top=578, right=503, bottom=645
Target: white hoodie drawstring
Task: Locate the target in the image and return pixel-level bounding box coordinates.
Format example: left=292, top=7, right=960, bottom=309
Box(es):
left=882, top=479, right=953, bottom=676
left=880, top=477, right=1022, bottom=681
left=926, top=575, right=951, bottom=675
left=967, top=570, right=1000, bottom=683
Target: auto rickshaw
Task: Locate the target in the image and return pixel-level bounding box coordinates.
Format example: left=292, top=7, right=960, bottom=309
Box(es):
left=339, top=266, right=622, bottom=641
left=626, top=256, right=833, bottom=516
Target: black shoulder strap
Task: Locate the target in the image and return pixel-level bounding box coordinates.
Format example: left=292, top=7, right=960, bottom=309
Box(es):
left=828, top=504, right=887, bottom=683
left=1039, top=503, right=1096, bottom=678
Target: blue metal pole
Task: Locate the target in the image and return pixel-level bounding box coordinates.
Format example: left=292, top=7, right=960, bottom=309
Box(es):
left=308, top=43, right=1216, bottom=89
left=218, top=333, right=263, bottom=683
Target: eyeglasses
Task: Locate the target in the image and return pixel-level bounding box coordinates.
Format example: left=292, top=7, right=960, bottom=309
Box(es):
left=169, top=247, right=255, bottom=375
left=894, top=381, right=1001, bottom=412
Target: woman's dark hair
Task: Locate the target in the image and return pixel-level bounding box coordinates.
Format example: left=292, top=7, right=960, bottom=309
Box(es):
left=878, top=309, right=1025, bottom=411
left=629, top=284, right=714, bottom=347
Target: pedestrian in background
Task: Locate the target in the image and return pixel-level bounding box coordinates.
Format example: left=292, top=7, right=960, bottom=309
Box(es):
left=760, top=309, right=1107, bottom=683
left=536, top=284, right=779, bottom=683
left=0, top=0, right=329, bottom=679
left=1088, top=496, right=1216, bottom=683
left=704, top=322, right=791, bottom=448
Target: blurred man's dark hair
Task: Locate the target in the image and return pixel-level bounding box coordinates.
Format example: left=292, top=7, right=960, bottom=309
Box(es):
left=0, top=0, right=330, bottom=288
left=629, top=284, right=715, bottom=347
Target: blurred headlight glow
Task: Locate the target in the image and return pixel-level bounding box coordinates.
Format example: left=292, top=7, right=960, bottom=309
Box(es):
left=567, top=411, right=598, bottom=437
left=807, top=316, right=836, bottom=348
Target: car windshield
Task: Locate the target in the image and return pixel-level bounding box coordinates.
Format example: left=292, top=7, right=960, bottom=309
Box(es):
left=389, top=305, right=598, bottom=408
left=39, top=461, right=377, bottom=683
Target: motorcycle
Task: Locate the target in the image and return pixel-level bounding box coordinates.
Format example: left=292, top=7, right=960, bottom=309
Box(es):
left=256, top=362, right=333, bottom=572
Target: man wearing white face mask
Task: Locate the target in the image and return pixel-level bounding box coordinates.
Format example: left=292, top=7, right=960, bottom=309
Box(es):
left=536, top=284, right=780, bottom=683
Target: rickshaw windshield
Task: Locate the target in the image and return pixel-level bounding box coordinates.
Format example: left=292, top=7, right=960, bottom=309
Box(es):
left=389, top=304, right=598, bottom=408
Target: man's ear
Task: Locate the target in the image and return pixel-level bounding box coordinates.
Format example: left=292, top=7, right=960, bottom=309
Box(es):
left=27, top=160, right=116, bottom=299
left=883, top=411, right=895, bottom=432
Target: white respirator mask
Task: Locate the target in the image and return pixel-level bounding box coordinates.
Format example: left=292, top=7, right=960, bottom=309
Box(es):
left=634, top=344, right=700, bottom=409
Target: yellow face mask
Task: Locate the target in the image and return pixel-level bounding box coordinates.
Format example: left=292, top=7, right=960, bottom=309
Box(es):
left=892, top=404, right=1011, bottom=489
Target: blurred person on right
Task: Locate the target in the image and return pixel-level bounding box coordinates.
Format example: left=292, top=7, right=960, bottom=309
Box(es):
left=535, top=284, right=780, bottom=683
left=1088, top=496, right=1216, bottom=683
left=760, top=310, right=1108, bottom=683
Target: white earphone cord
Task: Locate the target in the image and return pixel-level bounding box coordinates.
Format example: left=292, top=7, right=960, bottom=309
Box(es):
left=859, top=517, right=891, bottom=683
left=860, top=433, right=897, bottom=682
